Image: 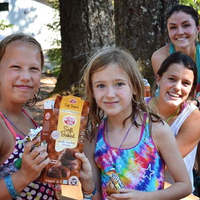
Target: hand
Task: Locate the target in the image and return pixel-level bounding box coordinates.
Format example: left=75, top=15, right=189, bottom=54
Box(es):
left=19, top=138, right=50, bottom=184
left=75, top=152, right=94, bottom=192
left=107, top=189, right=145, bottom=200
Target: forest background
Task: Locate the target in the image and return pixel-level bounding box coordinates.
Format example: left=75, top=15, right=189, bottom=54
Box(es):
left=45, top=0, right=200, bottom=96
left=1, top=0, right=199, bottom=95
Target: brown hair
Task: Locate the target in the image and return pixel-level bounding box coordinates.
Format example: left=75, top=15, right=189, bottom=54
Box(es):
left=83, top=47, right=163, bottom=140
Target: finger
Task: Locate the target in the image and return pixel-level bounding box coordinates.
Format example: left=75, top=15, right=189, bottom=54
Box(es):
left=23, top=138, right=40, bottom=154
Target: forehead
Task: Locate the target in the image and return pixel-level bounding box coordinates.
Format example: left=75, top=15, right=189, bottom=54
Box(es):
left=167, top=11, right=195, bottom=24
left=92, top=63, right=128, bottom=81
left=163, top=63, right=194, bottom=79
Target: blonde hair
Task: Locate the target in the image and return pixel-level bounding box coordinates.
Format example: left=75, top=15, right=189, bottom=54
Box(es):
left=83, top=47, right=162, bottom=139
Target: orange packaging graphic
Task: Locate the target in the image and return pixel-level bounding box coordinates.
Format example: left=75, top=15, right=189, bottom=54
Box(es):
left=37, top=95, right=90, bottom=185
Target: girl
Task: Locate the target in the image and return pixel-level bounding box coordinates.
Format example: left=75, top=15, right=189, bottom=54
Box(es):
left=151, top=5, right=200, bottom=196
left=147, top=51, right=200, bottom=196
left=83, top=47, right=192, bottom=200
left=0, top=33, right=94, bottom=200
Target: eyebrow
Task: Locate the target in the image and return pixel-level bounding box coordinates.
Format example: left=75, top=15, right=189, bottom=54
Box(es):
left=169, top=20, right=190, bottom=25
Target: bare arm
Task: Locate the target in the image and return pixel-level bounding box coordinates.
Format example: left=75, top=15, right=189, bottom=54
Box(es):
left=83, top=137, right=101, bottom=200
left=176, top=108, right=200, bottom=158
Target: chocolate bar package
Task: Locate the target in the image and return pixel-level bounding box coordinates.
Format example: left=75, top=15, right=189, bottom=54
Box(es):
left=37, top=95, right=90, bottom=185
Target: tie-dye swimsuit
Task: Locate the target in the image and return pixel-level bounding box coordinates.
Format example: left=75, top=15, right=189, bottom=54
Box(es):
left=0, top=109, right=58, bottom=200
left=95, top=114, right=165, bottom=200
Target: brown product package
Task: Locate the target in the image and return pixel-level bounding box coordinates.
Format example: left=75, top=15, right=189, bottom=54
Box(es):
left=37, top=95, right=90, bottom=185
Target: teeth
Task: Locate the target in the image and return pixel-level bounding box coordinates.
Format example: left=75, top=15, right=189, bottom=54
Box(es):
left=176, top=38, right=186, bottom=41
left=169, top=93, right=180, bottom=97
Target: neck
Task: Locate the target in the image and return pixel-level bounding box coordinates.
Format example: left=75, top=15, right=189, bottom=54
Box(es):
left=175, top=42, right=196, bottom=60
left=152, top=97, right=181, bottom=123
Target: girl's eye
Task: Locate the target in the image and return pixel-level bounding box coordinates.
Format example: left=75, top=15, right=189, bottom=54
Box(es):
left=183, top=24, right=190, bottom=28
left=30, top=67, right=40, bottom=72
left=168, top=77, right=175, bottom=81
left=11, top=65, right=20, bottom=69
left=96, top=84, right=105, bottom=89
left=116, top=82, right=125, bottom=87
left=183, top=81, right=191, bottom=86
left=169, top=26, right=176, bottom=30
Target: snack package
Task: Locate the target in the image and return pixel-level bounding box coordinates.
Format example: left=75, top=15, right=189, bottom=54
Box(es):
left=37, top=95, right=90, bottom=185
left=106, top=169, right=125, bottom=195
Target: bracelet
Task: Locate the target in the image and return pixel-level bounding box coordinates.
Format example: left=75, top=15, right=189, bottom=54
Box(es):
left=4, top=174, right=19, bottom=198
left=193, top=98, right=200, bottom=108
left=82, top=184, right=97, bottom=199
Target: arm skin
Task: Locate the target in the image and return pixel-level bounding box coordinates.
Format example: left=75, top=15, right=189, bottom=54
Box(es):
left=151, top=45, right=170, bottom=75
left=107, top=121, right=192, bottom=200
left=83, top=137, right=102, bottom=200
left=0, top=139, right=50, bottom=200
left=175, top=108, right=200, bottom=159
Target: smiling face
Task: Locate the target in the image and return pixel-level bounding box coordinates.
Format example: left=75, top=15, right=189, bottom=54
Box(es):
left=0, top=41, right=42, bottom=105
left=167, top=11, right=199, bottom=48
left=157, top=63, right=194, bottom=107
left=91, top=63, right=134, bottom=118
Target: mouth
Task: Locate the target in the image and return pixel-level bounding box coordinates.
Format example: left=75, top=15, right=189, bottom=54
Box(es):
left=175, top=37, right=187, bottom=41
left=104, top=101, right=118, bottom=106
left=168, top=92, right=181, bottom=99
left=15, top=85, right=33, bottom=90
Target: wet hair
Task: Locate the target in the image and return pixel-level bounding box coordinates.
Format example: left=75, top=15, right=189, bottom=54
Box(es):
left=157, top=51, right=197, bottom=99
left=83, top=47, right=163, bottom=139
left=166, top=4, right=199, bottom=27
left=0, top=32, right=44, bottom=107
left=0, top=32, right=44, bottom=69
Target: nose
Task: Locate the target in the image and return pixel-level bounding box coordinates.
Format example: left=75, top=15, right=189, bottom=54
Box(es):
left=174, top=80, right=182, bottom=91
left=106, top=86, right=115, bottom=98
left=177, top=26, right=184, bottom=35
left=20, top=69, right=31, bottom=81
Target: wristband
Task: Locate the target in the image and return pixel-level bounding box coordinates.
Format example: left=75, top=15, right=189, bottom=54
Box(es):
left=4, top=174, right=19, bottom=198
left=193, top=98, right=200, bottom=108
left=82, top=184, right=97, bottom=199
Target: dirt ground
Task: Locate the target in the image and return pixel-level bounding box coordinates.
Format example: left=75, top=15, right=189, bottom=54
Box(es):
left=29, top=74, right=57, bottom=126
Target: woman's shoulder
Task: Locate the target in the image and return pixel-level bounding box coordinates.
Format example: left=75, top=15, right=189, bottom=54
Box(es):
left=151, top=44, right=170, bottom=74
left=151, top=44, right=170, bottom=59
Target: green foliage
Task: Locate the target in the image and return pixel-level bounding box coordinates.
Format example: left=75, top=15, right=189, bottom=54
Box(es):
left=45, top=0, right=61, bottom=76
left=0, top=20, right=13, bottom=30
left=179, top=0, right=200, bottom=14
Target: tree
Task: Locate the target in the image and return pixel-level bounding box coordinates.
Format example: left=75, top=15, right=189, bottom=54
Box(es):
left=114, top=0, right=178, bottom=84
left=54, top=0, right=114, bottom=94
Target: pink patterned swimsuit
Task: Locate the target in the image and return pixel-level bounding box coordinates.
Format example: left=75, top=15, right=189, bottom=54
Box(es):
left=0, top=109, right=58, bottom=200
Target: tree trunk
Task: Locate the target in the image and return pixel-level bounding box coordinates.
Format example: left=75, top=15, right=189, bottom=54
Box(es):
left=54, top=0, right=114, bottom=94
left=115, top=0, right=178, bottom=84
left=54, top=0, right=91, bottom=94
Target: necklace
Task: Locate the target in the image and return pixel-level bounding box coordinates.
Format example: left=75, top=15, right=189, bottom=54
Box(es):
left=165, top=107, right=180, bottom=123
left=105, top=119, right=135, bottom=150
left=2, top=112, right=26, bottom=137
left=153, top=98, right=181, bottom=123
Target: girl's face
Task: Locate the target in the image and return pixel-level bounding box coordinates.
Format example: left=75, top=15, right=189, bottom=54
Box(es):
left=91, top=63, right=135, bottom=118
left=157, top=63, right=194, bottom=107
left=167, top=11, right=199, bottom=48
left=0, top=41, right=42, bottom=104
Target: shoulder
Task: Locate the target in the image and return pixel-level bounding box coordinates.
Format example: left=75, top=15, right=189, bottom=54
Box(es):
left=151, top=45, right=170, bottom=74
left=151, top=120, right=174, bottom=150
left=182, top=104, right=200, bottom=126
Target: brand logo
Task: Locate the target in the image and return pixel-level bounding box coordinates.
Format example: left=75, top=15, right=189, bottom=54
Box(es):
left=63, top=116, right=75, bottom=126
left=69, top=98, right=77, bottom=104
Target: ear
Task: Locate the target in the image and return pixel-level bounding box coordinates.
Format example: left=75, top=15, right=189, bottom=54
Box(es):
left=197, top=25, right=200, bottom=35
left=132, top=87, right=137, bottom=95
left=156, top=74, right=161, bottom=85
